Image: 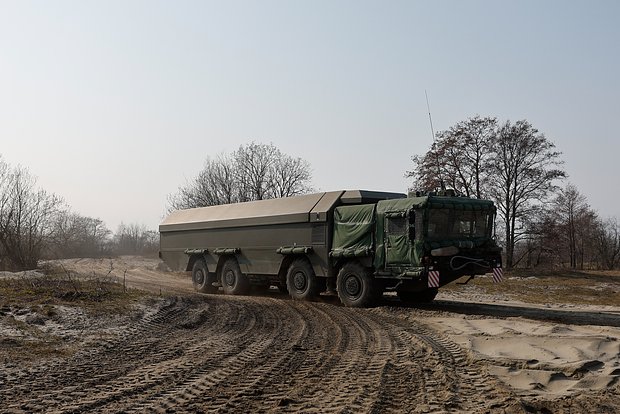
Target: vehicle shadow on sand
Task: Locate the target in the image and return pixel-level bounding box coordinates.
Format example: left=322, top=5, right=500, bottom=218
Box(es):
left=386, top=297, right=620, bottom=327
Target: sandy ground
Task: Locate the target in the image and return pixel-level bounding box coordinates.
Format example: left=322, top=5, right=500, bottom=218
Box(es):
left=424, top=315, right=620, bottom=393
left=1, top=256, right=619, bottom=412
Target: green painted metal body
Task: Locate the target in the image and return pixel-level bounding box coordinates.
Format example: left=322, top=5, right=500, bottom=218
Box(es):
left=160, top=190, right=501, bottom=292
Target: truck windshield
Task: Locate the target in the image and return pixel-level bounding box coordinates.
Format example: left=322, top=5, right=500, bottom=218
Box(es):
left=426, top=209, right=491, bottom=239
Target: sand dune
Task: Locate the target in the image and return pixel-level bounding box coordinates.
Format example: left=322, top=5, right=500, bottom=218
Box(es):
left=426, top=316, right=620, bottom=395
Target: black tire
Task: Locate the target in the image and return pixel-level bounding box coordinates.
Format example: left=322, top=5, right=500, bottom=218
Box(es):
left=397, top=288, right=438, bottom=304
left=192, top=260, right=217, bottom=293
left=286, top=258, right=321, bottom=301
left=220, top=258, right=250, bottom=295
left=336, top=261, right=375, bottom=307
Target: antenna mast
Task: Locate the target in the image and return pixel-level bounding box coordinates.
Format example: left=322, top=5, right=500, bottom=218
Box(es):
left=425, top=90, right=445, bottom=191
left=425, top=90, right=435, bottom=142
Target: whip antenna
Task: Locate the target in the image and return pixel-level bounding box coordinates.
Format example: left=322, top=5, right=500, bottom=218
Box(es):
left=425, top=90, right=435, bottom=142
left=425, top=90, right=445, bottom=191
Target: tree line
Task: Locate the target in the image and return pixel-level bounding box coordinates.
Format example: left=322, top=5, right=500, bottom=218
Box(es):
left=408, top=116, right=619, bottom=270
left=1, top=142, right=313, bottom=271
left=169, top=137, right=618, bottom=271
left=0, top=156, right=157, bottom=271
left=3, top=130, right=616, bottom=272
left=168, top=142, right=313, bottom=210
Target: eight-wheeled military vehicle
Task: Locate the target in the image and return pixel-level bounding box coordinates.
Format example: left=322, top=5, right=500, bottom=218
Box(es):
left=159, top=190, right=503, bottom=307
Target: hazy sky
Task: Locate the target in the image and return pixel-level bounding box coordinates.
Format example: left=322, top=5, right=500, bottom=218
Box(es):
left=1, top=1, right=619, bottom=231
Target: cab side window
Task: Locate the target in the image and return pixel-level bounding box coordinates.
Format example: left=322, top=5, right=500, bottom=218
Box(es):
left=386, top=212, right=416, bottom=240
left=387, top=216, right=407, bottom=234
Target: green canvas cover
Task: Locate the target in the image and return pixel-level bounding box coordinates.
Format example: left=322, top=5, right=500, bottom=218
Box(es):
left=331, top=204, right=375, bottom=257
left=374, top=198, right=419, bottom=269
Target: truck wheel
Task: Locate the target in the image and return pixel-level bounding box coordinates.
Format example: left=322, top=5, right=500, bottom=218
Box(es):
left=397, top=288, right=438, bottom=304
left=337, top=262, right=374, bottom=307
left=220, top=258, right=250, bottom=295
left=286, top=258, right=321, bottom=301
left=192, top=260, right=217, bottom=294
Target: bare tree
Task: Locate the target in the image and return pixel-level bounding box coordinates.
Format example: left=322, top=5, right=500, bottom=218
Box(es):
left=407, top=116, right=496, bottom=198
left=489, top=120, right=566, bottom=269
left=169, top=154, right=240, bottom=210
left=268, top=153, right=313, bottom=199
left=50, top=211, right=112, bottom=258
left=521, top=185, right=599, bottom=270
left=594, top=218, right=620, bottom=270
left=575, top=209, right=599, bottom=270
left=0, top=155, right=161, bottom=265
left=0, top=162, right=63, bottom=270
left=551, top=184, right=594, bottom=269
left=113, top=223, right=158, bottom=256
left=168, top=142, right=313, bottom=211
left=0, top=157, right=11, bottom=269
left=519, top=208, right=559, bottom=268
left=234, top=142, right=277, bottom=201
left=407, top=118, right=566, bottom=269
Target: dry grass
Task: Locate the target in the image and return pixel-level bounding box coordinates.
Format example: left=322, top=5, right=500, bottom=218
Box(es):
left=0, top=265, right=148, bottom=365
left=0, top=337, right=72, bottom=362
left=444, top=269, right=620, bottom=307
left=0, top=263, right=144, bottom=314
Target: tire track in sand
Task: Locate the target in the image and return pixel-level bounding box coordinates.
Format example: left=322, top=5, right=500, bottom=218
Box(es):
left=1, top=294, right=509, bottom=413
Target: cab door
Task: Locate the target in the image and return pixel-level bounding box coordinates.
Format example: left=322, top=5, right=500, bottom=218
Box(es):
left=385, top=211, right=412, bottom=267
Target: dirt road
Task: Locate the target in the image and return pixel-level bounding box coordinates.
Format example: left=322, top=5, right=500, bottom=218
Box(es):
left=1, top=293, right=514, bottom=413
left=1, top=257, right=620, bottom=413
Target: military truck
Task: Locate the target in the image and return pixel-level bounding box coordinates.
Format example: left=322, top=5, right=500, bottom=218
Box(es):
left=159, top=190, right=503, bottom=307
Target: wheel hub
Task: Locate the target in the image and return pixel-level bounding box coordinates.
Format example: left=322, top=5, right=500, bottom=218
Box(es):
left=344, top=275, right=361, bottom=297
left=293, top=271, right=307, bottom=290
left=224, top=270, right=235, bottom=286
left=194, top=270, right=204, bottom=285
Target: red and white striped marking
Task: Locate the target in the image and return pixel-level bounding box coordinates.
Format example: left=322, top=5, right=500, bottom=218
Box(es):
left=492, top=267, right=503, bottom=283
left=428, top=270, right=440, bottom=287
